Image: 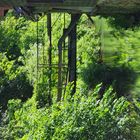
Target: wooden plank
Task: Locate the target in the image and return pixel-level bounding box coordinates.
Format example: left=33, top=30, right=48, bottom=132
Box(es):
left=27, top=0, right=64, bottom=3
left=0, top=0, right=140, bottom=15
left=0, top=0, right=26, bottom=6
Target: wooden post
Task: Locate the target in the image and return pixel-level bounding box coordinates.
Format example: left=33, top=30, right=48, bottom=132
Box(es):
left=68, top=14, right=77, bottom=95
left=57, top=14, right=81, bottom=101
left=47, top=13, right=52, bottom=105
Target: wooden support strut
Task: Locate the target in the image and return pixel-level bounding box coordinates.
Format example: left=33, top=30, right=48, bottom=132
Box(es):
left=68, top=14, right=77, bottom=95
left=57, top=14, right=81, bottom=102
left=47, top=13, right=52, bottom=105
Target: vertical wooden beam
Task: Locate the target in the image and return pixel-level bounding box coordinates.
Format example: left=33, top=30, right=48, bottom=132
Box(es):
left=68, top=14, right=77, bottom=95
left=47, top=13, right=52, bottom=105
left=57, top=14, right=81, bottom=102
left=57, top=39, right=63, bottom=101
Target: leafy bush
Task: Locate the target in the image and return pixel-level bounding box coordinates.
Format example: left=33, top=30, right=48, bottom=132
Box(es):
left=2, top=85, right=139, bottom=140
left=0, top=12, right=36, bottom=110
left=0, top=12, right=37, bottom=60
left=0, top=53, right=33, bottom=110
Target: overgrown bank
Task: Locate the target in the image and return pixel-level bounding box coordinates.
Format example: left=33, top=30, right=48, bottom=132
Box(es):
left=1, top=85, right=140, bottom=140
left=0, top=12, right=140, bottom=139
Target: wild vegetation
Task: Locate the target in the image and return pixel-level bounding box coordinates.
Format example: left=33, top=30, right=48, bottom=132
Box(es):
left=0, top=12, right=140, bottom=139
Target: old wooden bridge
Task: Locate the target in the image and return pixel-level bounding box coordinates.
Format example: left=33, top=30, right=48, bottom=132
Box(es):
left=0, top=0, right=140, bottom=102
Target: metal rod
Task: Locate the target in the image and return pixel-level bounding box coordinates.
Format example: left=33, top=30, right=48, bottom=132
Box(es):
left=36, top=20, right=39, bottom=82
left=63, top=13, right=66, bottom=65
left=42, top=22, right=45, bottom=83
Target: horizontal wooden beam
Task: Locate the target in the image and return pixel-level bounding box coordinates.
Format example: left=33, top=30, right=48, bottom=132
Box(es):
left=27, top=0, right=64, bottom=3
left=0, top=0, right=140, bottom=16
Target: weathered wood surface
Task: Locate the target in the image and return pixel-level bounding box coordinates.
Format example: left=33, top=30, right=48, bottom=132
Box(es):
left=0, top=6, right=11, bottom=17
left=96, top=0, right=140, bottom=15
left=0, top=0, right=140, bottom=15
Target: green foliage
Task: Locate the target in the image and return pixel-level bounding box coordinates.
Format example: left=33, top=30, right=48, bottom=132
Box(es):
left=1, top=85, right=139, bottom=140
left=77, top=16, right=140, bottom=98
left=1, top=13, right=140, bottom=140
left=0, top=16, right=23, bottom=60
left=0, top=53, right=33, bottom=110
left=108, top=14, right=140, bottom=29
left=0, top=12, right=37, bottom=110
left=0, top=13, right=37, bottom=59
left=82, top=62, right=137, bottom=97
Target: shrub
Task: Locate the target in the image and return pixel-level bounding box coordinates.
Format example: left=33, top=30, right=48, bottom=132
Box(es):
left=0, top=53, right=33, bottom=110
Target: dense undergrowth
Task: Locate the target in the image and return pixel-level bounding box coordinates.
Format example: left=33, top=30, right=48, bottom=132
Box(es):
left=1, top=85, right=140, bottom=140
left=0, top=12, right=140, bottom=139
left=0, top=53, right=33, bottom=110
